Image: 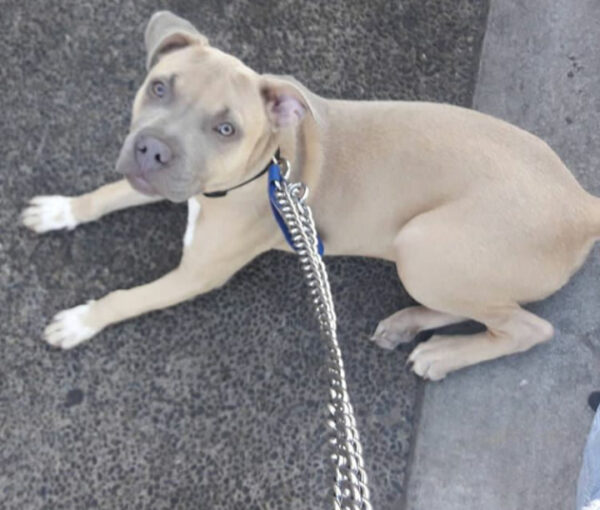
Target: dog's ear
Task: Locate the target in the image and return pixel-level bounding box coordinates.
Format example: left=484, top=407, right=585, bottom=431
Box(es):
left=145, top=11, right=209, bottom=70
left=260, top=76, right=315, bottom=130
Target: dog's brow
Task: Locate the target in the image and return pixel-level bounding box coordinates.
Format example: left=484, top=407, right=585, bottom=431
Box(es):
left=214, top=107, right=231, bottom=119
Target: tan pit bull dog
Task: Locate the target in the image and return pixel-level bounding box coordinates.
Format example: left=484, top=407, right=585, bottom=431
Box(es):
left=21, top=11, right=600, bottom=380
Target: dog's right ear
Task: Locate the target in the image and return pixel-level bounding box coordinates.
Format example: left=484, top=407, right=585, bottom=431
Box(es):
left=145, top=11, right=209, bottom=70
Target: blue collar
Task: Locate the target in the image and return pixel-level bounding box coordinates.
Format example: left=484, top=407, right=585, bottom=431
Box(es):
left=268, top=156, right=324, bottom=256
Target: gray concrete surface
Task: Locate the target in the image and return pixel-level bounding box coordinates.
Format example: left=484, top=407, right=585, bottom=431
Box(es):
left=0, top=1, right=488, bottom=509
left=406, top=1, right=600, bottom=508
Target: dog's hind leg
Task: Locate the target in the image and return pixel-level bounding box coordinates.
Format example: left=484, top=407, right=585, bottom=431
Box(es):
left=407, top=307, right=554, bottom=380
left=390, top=204, right=568, bottom=380
left=371, top=306, right=466, bottom=349
left=21, top=179, right=162, bottom=233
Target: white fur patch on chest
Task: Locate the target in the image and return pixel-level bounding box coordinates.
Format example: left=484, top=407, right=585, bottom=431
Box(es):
left=183, top=197, right=201, bottom=247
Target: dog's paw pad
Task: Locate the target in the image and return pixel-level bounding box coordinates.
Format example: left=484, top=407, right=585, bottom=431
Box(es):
left=44, top=302, right=98, bottom=349
left=21, top=195, right=77, bottom=233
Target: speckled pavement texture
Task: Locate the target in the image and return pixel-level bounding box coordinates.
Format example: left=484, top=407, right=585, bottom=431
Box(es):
left=0, top=1, right=489, bottom=509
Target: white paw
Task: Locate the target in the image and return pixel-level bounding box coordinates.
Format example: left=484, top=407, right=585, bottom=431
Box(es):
left=408, top=336, right=458, bottom=381
left=21, top=195, right=77, bottom=233
left=44, top=302, right=99, bottom=349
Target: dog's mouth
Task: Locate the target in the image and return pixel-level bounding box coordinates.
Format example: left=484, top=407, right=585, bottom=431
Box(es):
left=126, top=173, right=159, bottom=196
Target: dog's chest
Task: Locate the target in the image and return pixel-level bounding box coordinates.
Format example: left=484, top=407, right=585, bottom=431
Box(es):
left=183, top=197, right=201, bottom=247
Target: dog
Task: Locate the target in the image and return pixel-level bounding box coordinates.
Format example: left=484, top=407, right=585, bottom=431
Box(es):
left=21, top=11, right=600, bottom=380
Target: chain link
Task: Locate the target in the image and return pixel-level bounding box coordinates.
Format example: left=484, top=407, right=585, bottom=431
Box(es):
left=272, top=159, right=372, bottom=510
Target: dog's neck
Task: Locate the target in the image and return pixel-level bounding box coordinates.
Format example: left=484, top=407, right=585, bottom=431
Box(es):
left=280, top=105, right=325, bottom=200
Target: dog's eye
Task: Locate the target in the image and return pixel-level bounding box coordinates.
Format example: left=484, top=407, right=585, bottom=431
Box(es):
left=215, top=122, right=235, bottom=137
left=151, top=80, right=167, bottom=98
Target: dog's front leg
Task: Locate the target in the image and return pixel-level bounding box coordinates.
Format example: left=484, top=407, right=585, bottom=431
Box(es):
left=43, top=199, right=276, bottom=349
left=21, top=179, right=163, bottom=233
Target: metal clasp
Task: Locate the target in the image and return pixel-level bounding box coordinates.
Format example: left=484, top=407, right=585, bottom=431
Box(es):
left=273, top=156, right=291, bottom=180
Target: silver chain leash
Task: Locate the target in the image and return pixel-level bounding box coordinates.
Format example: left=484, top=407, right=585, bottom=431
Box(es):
left=271, top=157, right=372, bottom=510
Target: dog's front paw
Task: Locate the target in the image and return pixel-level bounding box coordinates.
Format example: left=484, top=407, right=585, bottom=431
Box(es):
left=44, top=302, right=99, bottom=349
left=21, top=196, right=77, bottom=233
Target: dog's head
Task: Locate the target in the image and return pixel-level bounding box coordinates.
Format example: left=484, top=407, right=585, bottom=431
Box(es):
left=116, top=11, right=313, bottom=202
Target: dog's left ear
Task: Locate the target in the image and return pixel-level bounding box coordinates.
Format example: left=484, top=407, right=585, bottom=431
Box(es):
left=260, top=77, right=315, bottom=130
left=145, top=11, right=209, bottom=70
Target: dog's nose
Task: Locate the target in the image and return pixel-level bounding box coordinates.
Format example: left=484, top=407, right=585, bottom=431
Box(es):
left=134, top=135, right=172, bottom=172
